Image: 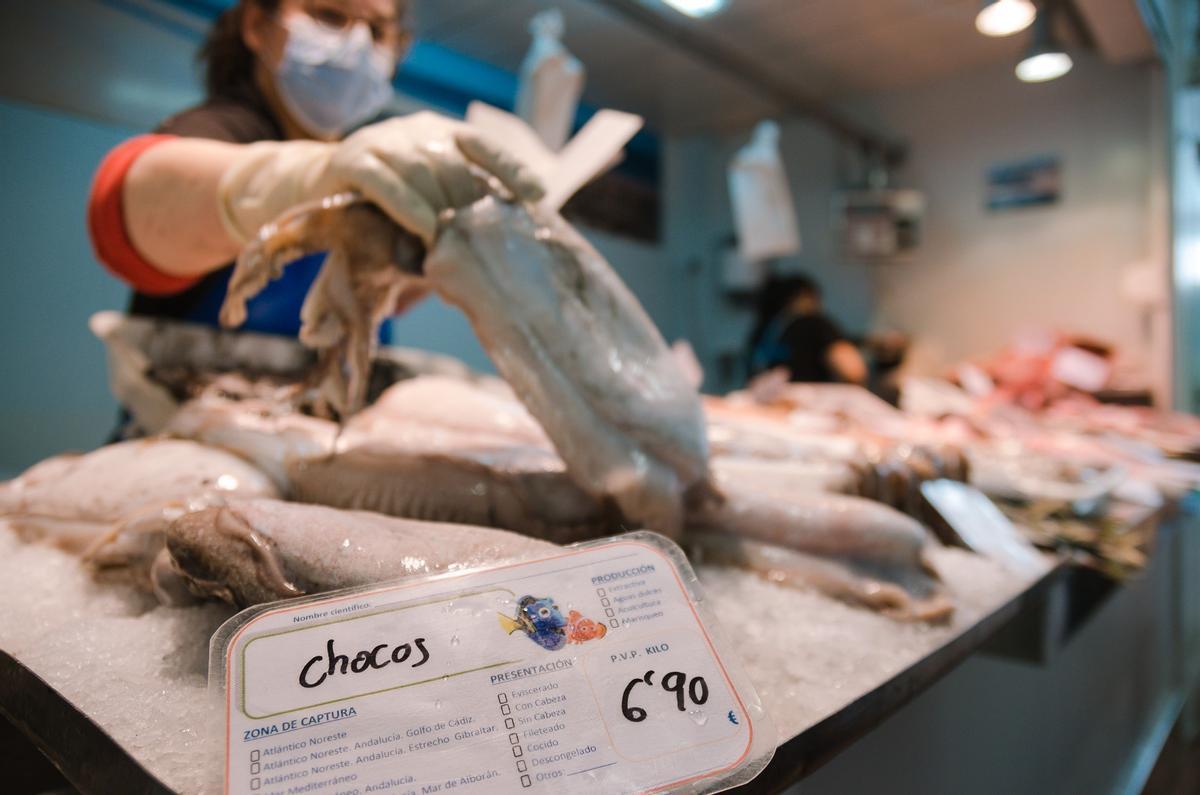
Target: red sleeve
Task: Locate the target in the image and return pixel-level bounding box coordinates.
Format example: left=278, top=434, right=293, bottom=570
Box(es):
left=87, top=134, right=203, bottom=296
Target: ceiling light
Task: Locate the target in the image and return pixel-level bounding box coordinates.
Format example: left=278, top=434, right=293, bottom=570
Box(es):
left=660, top=0, right=727, bottom=18
left=1016, top=51, right=1073, bottom=81
left=1016, top=10, right=1073, bottom=82
left=975, top=0, right=1036, bottom=37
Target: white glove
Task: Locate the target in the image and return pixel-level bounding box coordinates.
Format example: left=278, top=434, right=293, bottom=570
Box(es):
left=216, top=111, right=544, bottom=246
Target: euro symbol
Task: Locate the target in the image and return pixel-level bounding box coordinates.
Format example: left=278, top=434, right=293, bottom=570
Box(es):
left=727, top=710, right=739, bottom=725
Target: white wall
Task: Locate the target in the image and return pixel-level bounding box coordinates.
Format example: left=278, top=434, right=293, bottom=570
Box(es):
left=663, top=53, right=1167, bottom=396
left=852, top=53, right=1166, bottom=379
left=1167, top=1, right=1200, bottom=411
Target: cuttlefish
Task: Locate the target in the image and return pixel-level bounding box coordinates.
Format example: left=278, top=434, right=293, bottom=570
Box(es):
left=0, top=439, right=278, bottom=601
left=218, top=192, right=712, bottom=537
left=162, top=373, right=952, bottom=622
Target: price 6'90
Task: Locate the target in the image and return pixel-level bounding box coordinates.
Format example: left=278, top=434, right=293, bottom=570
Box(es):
left=622, top=670, right=709, bottom=722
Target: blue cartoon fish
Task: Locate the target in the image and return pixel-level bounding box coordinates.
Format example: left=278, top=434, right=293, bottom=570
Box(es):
left=498, top=596, right=567, bottom=650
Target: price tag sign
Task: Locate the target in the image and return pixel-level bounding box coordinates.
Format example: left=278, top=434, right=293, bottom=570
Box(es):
left=921, top=479, right=1051, bottom=577
left=211, top=533, right=774, bottom=794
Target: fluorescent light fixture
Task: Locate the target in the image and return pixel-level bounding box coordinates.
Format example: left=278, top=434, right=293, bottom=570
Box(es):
left=1016, top=10, right=1073, bottom=82
left=1015, top=51, right=1073, bottom=81
left=975, top=0, right=1036, bottom=37
left=661, top=0, right=727, bottom=18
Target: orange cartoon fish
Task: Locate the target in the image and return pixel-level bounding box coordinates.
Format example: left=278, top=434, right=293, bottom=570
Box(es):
left=565, top=610, right=608, bottom=644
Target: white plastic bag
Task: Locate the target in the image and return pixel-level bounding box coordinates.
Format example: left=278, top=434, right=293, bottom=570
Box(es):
left=728, top=120, right=801, bottom=264
left=515, top=8, right=585, bottom=152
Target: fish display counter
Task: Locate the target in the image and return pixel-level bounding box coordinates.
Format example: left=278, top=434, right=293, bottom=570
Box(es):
left=4, top=192, right=1198, bottom=791
left=1, top=500, right=1190, bottom=794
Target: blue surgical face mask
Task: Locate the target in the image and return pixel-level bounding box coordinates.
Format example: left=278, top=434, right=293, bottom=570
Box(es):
left=273, top=12, right=396, bottom=139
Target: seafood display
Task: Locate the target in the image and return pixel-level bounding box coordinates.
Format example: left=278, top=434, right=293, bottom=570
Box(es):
left=723, top=372, right=1200, bottom=573
left=153, top=366, right=948, bottom=614
left=14, top=188, right=1193, bottom=641
left=219, top=193, right=711, bottom=536
left=82, top=191, right=952, bottom=620
left=705, top=389, right=969, bottom=521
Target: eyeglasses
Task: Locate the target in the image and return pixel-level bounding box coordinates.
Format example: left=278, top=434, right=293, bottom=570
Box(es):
left=300, top=1, right=409, bottom=49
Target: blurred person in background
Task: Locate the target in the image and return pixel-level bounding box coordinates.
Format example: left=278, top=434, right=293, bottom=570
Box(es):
left=87, top=0, right=540, bottom=335
left=746, top=274, right=868, bottom=385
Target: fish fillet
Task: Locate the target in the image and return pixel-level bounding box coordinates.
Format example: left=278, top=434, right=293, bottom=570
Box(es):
left=164, top=498, right=557, bottom=608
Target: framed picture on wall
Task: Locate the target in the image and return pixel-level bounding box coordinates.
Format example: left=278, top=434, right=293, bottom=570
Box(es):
left=986, top=155, right=1061, bottom=210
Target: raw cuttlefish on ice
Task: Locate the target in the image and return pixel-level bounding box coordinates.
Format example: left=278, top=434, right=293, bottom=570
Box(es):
left=167, top=376, right=619, bottom=542
left=219, top=192, right=712, bottom=536
left=0, top=439, right=278, bottom=598
left=700, top=416, right=953, bottom=620
left=425, top=197, right=711, bottom=535
left=704, top=394, right=970, bottom=520
left=289, top=377, right=620, bottom=542
left=688, top=490, right=951, bottom=622
left=0, top=439, right=276, bottom=553
left=221, top=194, right=428, bottom=418
left=162, top=372, right=951, bottom=621
left=162, top=498, right=555, bottom=608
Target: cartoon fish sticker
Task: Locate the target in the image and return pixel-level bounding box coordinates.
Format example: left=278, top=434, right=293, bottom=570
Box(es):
left=498, top=596, right=568, bottom=650
left=565, top=610, right=607, bottom=644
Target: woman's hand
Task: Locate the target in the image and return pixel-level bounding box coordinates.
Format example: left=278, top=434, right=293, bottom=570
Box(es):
left=321, top=113, right=544, bottom=242
left=218, top=112, right=544, bottom=246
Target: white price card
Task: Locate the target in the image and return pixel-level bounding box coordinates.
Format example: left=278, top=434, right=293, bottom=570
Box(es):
left=210, top=532, right=775, bottom=795
left=921, top=480, right=1051, bottom=577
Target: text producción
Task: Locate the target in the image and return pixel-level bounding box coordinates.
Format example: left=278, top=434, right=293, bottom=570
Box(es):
left=299, top=638, right=430, bottom=689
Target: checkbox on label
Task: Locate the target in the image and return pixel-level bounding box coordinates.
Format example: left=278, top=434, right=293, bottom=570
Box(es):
left=609, top=619, right=619, bottom=628
left=505, top=717, right=515, bottom=729
left=521, top=774, right=532, bottom=788
left=601, top=597, right=610, bottom=606
left=597, top=588, right=606, bottom=596
left=498, top=693, right=508, bottom=703
left=512, top=745, right=523, bottom=758
left=509, top=732, right=520, bottom=745
left=516, top=760, right=527, bottom=772
left=249, top=750, right=260, bottom=762
left=605, top=607, right=615, bottom=617
left=250, top=778, right=261, bottom=791
left=501, top=703, right=511, bottom=715
left=250, top=762, right=260, bottom=775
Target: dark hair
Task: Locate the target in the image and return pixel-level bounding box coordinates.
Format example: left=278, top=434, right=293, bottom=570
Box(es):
left=200, top=1, right=281, bottom=102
